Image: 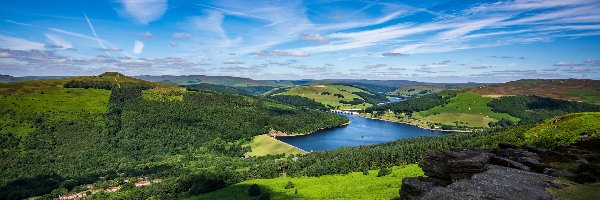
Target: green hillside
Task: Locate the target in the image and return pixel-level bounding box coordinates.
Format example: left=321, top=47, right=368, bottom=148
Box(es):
left=190, top=164, right=423, bottom=200
left=277, top=84, right=375, bottom=110
left=388, top=83, right=480, bottom=98
left=0, top=73, right=347, bottom=199
left=525, top=112, right=600, bottom=147
left=245, top=135, right=306, bottom=157
left=414, top=91, right=519, bottom=128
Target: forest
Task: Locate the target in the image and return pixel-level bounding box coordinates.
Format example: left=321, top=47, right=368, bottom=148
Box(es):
left=365, top=91, right=457, bottom=115
left=488, top=95, right=600, bottom=124
left=0, top=79, right=347, bottom=199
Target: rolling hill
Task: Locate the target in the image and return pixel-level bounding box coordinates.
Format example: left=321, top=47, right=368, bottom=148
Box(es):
left=0, top=73, right=348, bottom=199
left=472, top=79, right=600, bottom=105
left=275, top=84, right=381, bottom=110
left=136, top=75, right=277, bottom=87
left=389, top=83, right=481, bottom=98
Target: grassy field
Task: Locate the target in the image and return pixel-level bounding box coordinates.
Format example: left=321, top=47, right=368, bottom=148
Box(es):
left=189, top=164, right=423, bottom=200
left=245, top=135, right=306, bottom=157
left=0, top=79, right=111, bottom=137
left=564, top=89, right=600, bottom=105
left=278, top=84, right=372, bottom=109
left=524, top=112, right=600, bottom=147
left=414, top=91, right=519, bottom=128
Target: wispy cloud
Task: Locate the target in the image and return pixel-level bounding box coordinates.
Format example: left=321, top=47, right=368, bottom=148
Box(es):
left=139, top=32, right=153, bottom=39
left=172, top=32, right=192, bottom=38
left=44, top=33, right=73, bottom=49
left=223, top=60, right=245, bottom=65
left=118, top=0, right=167, bottom=24
left=0, top=35, right=45, bottom=50
left=300, top=33, right=328, bottom=43
left=250, top=50, right=309, bottom=57
left=5, top=19, right=35, bottom=27
left=553, top=61, right=584, bottom=66
left=84, top=14, right=108, bottom=53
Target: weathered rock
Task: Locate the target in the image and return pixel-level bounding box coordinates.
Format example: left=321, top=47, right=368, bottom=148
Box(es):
left=490, top=156, right=530, bottom=171
left=420, top=148, right=492, bottom=180
left=419, top=151, right=450, bottom=180
left=420, top=166, right=554, bottom=200
left=522, top=145, right=548, bottom=154
left=399, top=177, right=440, bottom=200
left=545, top=180, right=567, bottom=189
left=494, top=148, right=538, bottom=160
left=516, top=156, right=541, bottom=167
left=498, top=142, right=517, bottom=149
left=543, top=168, right=574, bottom=178
left=447, top=153, right=490, bottom=180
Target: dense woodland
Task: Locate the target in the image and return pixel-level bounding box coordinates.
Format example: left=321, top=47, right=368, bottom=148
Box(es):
left=267, top=95, right=329, bottom=110
left=0, top=80, right=347, bottom=199
left=365, top=91, right=457, bottom=115
left=488, top=96, right=600, bottom=124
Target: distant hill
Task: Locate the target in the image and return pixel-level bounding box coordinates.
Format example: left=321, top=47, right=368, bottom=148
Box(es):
left=472, top=79, right=600, bottom=105
left=136, top=75, right=277, bottom=87
left=389, top=83, right=482, bottom=98
left=275, top=84, right=385, bottom=110
left=0, top=74, right=70, bottom=83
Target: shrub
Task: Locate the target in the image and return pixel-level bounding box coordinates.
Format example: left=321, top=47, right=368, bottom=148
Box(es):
left=377, top=168, right=391, bottom=177
left=248, top=184, right=261, bottom=196
left=284, top=181, right=295, bottom=189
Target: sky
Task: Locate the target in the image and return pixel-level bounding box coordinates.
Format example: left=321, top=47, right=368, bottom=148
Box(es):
left=1, top=0, right=600, bottom=82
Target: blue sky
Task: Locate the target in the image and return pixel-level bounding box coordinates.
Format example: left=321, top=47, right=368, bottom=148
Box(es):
left=1, top=0, right=600, bottom=82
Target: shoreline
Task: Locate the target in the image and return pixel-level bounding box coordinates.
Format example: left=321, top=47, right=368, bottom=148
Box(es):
left=268, top=121, right=351, bottom=137
left=359, top=115, right=473, bottom=133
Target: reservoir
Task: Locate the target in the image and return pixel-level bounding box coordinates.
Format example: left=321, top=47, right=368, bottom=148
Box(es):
left=277, top=114, right=444, bottom=152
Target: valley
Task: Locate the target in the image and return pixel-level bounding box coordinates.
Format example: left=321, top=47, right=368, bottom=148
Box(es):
left=1, top=73, right=600, bottom=199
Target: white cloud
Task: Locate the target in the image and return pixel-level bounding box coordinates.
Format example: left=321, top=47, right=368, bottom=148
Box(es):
left=172, top=32, right=192, bottom=38
left=554, top=61, right=583, bottom=66
left=118, top=0, right=167, bottom=24
left=300, top=33, right=328, bottom=43
left=139, top=31, right=153, bottom=38
left=45, top=33, right=73, bottom=49
left=250, top=50, right=310, bottom=57
left=133, top=40, right=144, bottom=54
left=0, top=35, right=45, bottom=50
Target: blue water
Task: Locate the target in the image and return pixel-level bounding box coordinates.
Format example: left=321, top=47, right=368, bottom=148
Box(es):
left=387, top=97, right=404, bottom=103
left=277, top=114, right=444, bottom=152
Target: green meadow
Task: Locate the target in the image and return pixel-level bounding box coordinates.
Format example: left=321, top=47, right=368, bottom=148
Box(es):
left=190, top=164, right=423, bottom=200
left=279, top=84, right=372, bottom=109
left=415, top=91, right=518, bottom=128
left=246, top=135, right=306, bottom=157
left=525, top=112, right=600, bottom=147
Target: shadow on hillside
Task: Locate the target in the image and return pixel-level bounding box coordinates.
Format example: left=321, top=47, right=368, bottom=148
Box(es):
left=194, top=183, right=299, bottom=199
left=0, top=173, right=63, bottom=200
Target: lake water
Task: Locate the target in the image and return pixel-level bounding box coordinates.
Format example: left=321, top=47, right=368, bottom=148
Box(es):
left=387, top=97, right=404, bottom=103
left=277, top=114, right=444, bottom=152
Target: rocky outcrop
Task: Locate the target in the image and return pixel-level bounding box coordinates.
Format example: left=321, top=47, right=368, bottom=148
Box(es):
left=401, top=139, right=600, bottom=200
left=421, top=165, right=553, bottom=200
left=419, top=148, right=492, bottom=180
